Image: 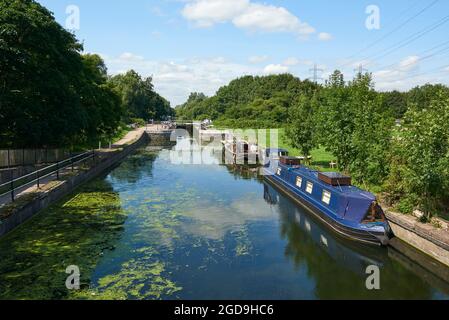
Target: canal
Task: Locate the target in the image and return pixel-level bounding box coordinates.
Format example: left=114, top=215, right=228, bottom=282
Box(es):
left=0, top=141, right=448, bottom=300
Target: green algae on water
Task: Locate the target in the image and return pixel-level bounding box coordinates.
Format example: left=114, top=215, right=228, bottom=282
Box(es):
left=72, top=259, right=182, bottom=300
left=0, top=180, right=127, bottom=300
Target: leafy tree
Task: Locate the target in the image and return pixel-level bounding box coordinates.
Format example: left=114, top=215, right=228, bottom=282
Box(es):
left=175, top=92, right=208, bottom=120
left=110, top=70, right=173, bottom=122
left=386, top=91, right=449, bottom=218
left=347, top=74, right=394, bottom=184
left=0, top=0, right=86, bottom=147
left=79, top=54, right=122, bottom=143
left=285, top=95, right=317, bottom=157
left=0, top=1, right=147, bottom=148
left=381, top=90, right=408, bottom=119
left=315, top=72, right=355, bottom=171
left=325, top=70, right=345, bottom=87
left=407, top=84, right=449, bottom=111
left=316, top=72, right=393, bottom=184
left=175, top=74, right=319, bottom=127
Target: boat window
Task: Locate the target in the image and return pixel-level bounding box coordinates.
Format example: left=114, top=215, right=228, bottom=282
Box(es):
left=279, top=151, right=288, bottom=157
left=322, top=190, right=331, bottom=205
left=296, top=176, right=303, bottom=188
left=276, top=168, right=282, bottom=176
left=362, top=202, right=386, bottom=223
left=306, top=182, right=313, bottom=194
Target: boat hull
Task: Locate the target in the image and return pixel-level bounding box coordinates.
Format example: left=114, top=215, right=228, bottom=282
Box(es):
left=264, top=173, right=391, bottom=246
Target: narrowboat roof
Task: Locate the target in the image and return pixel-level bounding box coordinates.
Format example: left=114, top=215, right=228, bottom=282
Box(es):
left=281, top=164, right=376, bottom=201
left=265, top=148, right=289, bottom=153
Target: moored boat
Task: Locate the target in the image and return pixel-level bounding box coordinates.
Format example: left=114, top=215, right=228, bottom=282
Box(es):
left=262, top=148, right=393, bottom=246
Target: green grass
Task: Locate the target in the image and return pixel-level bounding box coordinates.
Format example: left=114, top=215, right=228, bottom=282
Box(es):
left=256, top=128, right=336, bottom=171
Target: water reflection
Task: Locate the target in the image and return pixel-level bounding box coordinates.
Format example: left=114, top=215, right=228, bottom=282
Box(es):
left=0, top=143, right=448, bottom=300
left=264, top=182, right=448, bottom=299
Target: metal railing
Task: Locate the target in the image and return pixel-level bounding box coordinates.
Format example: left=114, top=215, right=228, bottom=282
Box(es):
left=0, top=150, right=96, bottom=203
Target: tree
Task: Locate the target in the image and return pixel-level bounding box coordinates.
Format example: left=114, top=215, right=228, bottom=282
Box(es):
left=347, top=74, right=393, bottom=184
left=175, top=74, right=320, bottom=127
left=110, top=70, right=174, bottom=122
left=285, top=95, right=317, bottom=157
left=381, top=90, right=407, bottom=119
left=315, top=72, right=354, bottom=171
left=0, top=0, right=86, bottom=147
left=79, top=54, right=122, bottom=143
left=0, top=1, right=131, bottom=148
left=407, top=84, right=449, bottom=111
left=175, top=92, right=208, bottom=120
left=316, top=72, right=393, bottom=184
left=386, top=91, right=449, bottom=218
left=325, top=70, right=345, bottom=88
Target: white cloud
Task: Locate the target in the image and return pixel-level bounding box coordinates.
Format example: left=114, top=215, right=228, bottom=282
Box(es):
left=318, top=32, right=333, bottom=41
left=182, top=0, right=250, bottom=27
left=263, top=64, right=289, bottom=75
left=233, top=3, right=315, bottom=35
left=373, top=55, right=428, bottom=91
left=444, top=66, right=449, bottom=72
left=248, top=55, right=269, bottom=64
left=398, top=55, right=420, bottom=71
left=102, top=53, right=262, bottom=107
left=182, top=0, right=316, bottom=37
left=118, top=52, right=145, bottom=62
left=373, top=56, right=421, bottom=85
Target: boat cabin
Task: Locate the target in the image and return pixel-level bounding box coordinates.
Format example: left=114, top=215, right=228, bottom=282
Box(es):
left=262, top=148, right=289, bottom=166
left=280, top=156, right=302, bottom=166
left=318, top=172, right=352, bottom=186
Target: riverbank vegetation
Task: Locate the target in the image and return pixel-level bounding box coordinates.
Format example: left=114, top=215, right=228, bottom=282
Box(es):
left=0, top=0, right=174, bottom=150
left=176, top=72, right=449, bottom=220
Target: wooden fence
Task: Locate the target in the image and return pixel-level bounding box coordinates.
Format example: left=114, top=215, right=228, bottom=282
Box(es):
left=0, top=149, right=70, bottom=168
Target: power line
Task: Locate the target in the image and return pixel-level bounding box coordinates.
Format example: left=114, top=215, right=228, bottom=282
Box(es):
left=372, top=39, right=449, bottom=73
left=340, top=0, right=439, bottom=68
left=347, top=0, right=439, bottom=61
left=395, top=63, right=449, bottom=81
left=367, top=13, right=449, bottom=63
left=372, top=61, right=449, bottom=90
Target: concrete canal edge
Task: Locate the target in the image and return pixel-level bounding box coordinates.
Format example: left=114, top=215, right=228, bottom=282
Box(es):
left=386, top=210, right=449, bottom=282
left=0, top=129, right=153, bottom=238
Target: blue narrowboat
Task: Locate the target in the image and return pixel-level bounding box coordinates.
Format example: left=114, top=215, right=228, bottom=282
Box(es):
left=262, top=148, right=393, bottom=246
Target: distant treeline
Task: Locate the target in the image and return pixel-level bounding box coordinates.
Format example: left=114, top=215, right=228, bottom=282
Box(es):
left=0, top=0, right=174, bottom=149
left=176, top=72, right=449, bottom=220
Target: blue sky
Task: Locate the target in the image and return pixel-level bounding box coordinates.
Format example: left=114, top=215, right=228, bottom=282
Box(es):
left=38, top=0, right=449, bottom=106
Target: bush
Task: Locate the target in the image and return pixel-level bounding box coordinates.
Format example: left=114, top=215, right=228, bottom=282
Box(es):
left=130, top=118, right=146, bottom=127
